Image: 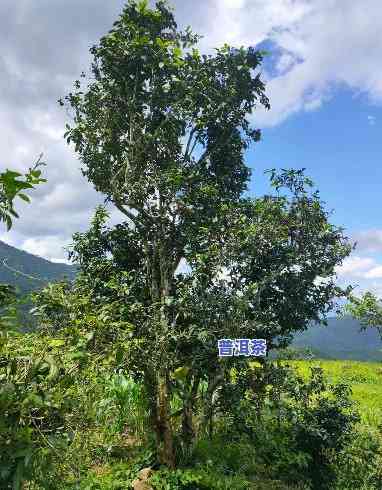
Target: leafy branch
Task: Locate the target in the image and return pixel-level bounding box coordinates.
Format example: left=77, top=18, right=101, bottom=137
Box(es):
left=0, top=153, right=47, bottom=230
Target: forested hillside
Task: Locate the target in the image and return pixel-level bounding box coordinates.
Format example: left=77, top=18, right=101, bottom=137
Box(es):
left=292, top=315, right=382, bottom=361
left=0, top=240, right=77, bottom=294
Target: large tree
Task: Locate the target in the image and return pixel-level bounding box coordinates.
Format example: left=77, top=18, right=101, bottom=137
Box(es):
left=60, top=0, right=354, bottom=466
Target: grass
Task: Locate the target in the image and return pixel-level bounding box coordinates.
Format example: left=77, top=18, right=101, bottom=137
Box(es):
left=285, top=359, right=382, bottom=428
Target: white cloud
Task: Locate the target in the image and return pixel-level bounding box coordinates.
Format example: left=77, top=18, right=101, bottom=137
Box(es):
left=221, top=0, right=246, bottom=9
left=368, top=115, right=376, bottom=125
left=334, top=254, right=382, bottom=300
left=351, top=229, right=382, bottom=253
left=364, top=266, right=382, bottom=279
left=200, top=0, right=382, bottom=127
left=21, top=236, right=72, bottom=262
left=205, top=0, right=311, bottom=53
left=335, top=256, right=376, bottom=277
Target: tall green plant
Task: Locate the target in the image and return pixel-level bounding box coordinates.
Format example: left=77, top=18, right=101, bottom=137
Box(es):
left=60, top=0, right=355, bottom=467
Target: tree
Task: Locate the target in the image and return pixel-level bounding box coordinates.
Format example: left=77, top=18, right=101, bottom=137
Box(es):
left=342, top=291, right=382, bottom=340
left=0, top=154, right=46, bottom=230
left=60, top=0, right=354, bottom=467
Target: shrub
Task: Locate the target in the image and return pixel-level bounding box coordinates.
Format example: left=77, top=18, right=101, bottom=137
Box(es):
left=332, top=427, right=382, bottom=489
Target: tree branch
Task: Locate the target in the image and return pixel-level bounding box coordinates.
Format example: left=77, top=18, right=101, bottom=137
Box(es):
left=184, top=126, right=197, bottom=161
left=172, top=251, right=184, bottom=277
left=188, top=137, right=199, bottom=160
left=113, top=198, right=139, bottom=225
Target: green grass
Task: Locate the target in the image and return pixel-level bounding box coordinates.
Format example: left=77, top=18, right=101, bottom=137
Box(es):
left=285, top=359, right=382, bottom=428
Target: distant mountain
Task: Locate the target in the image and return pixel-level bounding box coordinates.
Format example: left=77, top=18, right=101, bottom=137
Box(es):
left=0, top=240, right=78, bottom=330
left=0, top=240, right=77, bottom=295
left=292, top=315, right=382, bottom=362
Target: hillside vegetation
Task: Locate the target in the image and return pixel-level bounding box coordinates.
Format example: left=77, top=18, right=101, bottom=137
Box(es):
left=0, top=240, right=77, bottom=294
left=292, top=317, right=382, bottom=362
left=288, top=359, right=382, bottom=428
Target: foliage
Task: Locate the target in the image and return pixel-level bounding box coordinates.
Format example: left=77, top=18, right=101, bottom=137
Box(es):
left=288, top=359, right=382, bottom=428
left=0, top=154, right=46, bottom=230
left=74, top=461, right=139, bottom=489
left=332, top=427, right=382, bottom=490
left=149, top=467, right=207, bottom=490
left=203, top=361, right=361, bottom=489
left=342, top=290, right=382, bottom=339
left=289, top=369, right=360, bottom=489
left=0, top=332, right=72, bottom=488
left=0, top=1, right=374, bottom=488
left=101, top=373, right=150, bottom=436
left=0, top=154, right=51, bottom=487
left=0, top=312, right=377, bottom=489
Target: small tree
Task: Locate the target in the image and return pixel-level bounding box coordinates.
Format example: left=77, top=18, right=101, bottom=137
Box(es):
left=61, top=0, right=354, bottom=466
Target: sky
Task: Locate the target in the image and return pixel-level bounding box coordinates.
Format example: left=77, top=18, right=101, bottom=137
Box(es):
left=1, top=0, right=382, bottom=300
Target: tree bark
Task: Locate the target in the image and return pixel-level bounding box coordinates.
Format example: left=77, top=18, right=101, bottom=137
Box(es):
left=143, top=191, right=177, bottom=468
left=181, top=374, right=200, bottom=454
left=157, top=370, right=175, bottom=468
left=153, top=225, right=176, bottom=467
left=201, top=370, right=224, bottom=439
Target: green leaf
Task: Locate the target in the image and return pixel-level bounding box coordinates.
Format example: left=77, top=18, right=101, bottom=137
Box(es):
left=172, top=366, right=189, bottom=380
left=69, top=350, right=86, bottom=360
left=173, top=46, right=182, bottom=58
left=18, top=193, right=30, bottom=203
left=48, top=339, right=66, bottom=347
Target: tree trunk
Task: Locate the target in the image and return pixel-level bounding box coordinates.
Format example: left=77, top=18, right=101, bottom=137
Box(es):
left=149, top=231, right=176, bottom=468
left=157, top=370, right=175, bottom=468
left=201, top=370, right=224, bottom=438
left=143, top=368, right=159, bottom=442
left=181, top=375, right=200, bottom=455
left=144, top=193, right=177, bottom=468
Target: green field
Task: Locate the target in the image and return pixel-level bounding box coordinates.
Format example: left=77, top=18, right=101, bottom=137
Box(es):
left=286, top=359, right=382, bottom=429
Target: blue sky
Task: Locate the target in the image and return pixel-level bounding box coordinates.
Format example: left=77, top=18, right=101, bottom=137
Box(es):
left=247, top=80, right=382, bottom=299
left=1, top=0, right=382, bottom=300
left=248, top=85, right=381, bottom=232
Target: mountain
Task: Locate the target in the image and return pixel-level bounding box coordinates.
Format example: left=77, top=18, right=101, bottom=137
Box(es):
left=0, top=240, right=77, bottom=295
left=0, top=240, right=78, bottom=330
left=292, top=315, right=382, bottom=362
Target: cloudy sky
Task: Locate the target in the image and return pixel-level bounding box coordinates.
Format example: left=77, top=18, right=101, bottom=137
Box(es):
left=1, top=0, right=382, bottom=299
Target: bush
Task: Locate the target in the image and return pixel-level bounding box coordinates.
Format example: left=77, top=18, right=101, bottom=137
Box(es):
left=332, top=427, right=382, bottom=489
left=149, top=468, right=208, bottom=490
left=209, top=362, right=361, bottom=489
